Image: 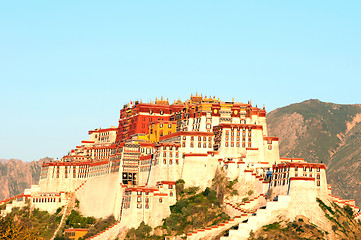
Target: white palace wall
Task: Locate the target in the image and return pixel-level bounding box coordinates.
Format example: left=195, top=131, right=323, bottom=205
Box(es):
left=76, top=172, right=121, bottom=219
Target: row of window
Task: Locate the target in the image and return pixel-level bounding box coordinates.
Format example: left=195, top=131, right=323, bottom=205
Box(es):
left=163, top=152, right=179, bottom=158
left=162, top=146, right=179, bottom=151
left=163, top=159, right=179, bottom=165
left=33, top=198, right=61, bottom=203
left=225, top=130, right=251, bottom=137
left=225, top=137, right=251, bottom=142
left=185, top=136, right=212, bottom=141
left=183, top=142, right=212, bottom=148
left=224, top=142, right=251, bottom=148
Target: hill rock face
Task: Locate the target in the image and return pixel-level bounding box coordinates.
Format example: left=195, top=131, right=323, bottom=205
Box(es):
left=267, top=99, right=361, bottom=205
left=0, top=158, right=50, bottom=200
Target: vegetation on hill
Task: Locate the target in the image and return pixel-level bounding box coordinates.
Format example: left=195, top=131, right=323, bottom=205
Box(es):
left=59, top=209, right=116, bottom=239
left=0, top=202, right=61, bottom=240
left=267, top=99, right=361, bottom=205
left=125, top=180, right=230, bottom=239
left=0, top=201, right=117, bottom=240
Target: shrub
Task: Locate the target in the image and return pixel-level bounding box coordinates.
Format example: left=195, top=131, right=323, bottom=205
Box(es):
left=247, top=190, right=254, bottom=196
left=126, top=221, right=152, bottom=239
left=343, top=205, right=354, bottom=218
left=332, top=225, right=338, bottom=231
left=56, top=207, right=62, bottom=215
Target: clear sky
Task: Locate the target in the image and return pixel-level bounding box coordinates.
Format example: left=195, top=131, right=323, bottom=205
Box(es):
left=1, top=1, right=360, bottom=162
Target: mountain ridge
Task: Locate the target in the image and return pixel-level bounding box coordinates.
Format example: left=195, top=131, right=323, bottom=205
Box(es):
left=267, top=99, right=361, bottom=205
left=0, top=157, right=51, bottom=200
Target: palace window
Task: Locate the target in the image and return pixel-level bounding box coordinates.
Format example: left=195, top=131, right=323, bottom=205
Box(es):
left=170, top=192, right=173, bottom=197
left=203, top=143, right=207, bottom=148
left=168, top=124, right=172, bottom=128
left=176, top=159, right=179, bottom=165
left=163, top=159, right=166, bottom=164
left=137, top=203, right=142, bottom=209
left=317, top=181, right=320, bottom=186
left=208, top=143, right=212, bottom=148
left=225, top=142, right=229, bottom=147
left=145, top=203, right=149, bottom=209
left=145, top=198, right=149, bottom=203
left=137, top=197, right=141, bottom=202
left=208, top=137, right=212, bottom=141
left=317, top=168, right=320, bottom=172
left=182, top=142, right=185, bottom=147
left=198, top=136, right=201, bottom=141
left=159, top=198, right=163, bottom=203
left=183, top=136, right=186, bottom=140
left=236, top=143, right=240, bottom=147
left=317, top=174, right=320, bottom=179
left=248, top=143, right=251, bottom=147
left=191, top=136, right=194, bottom=141
left=268, top=145, right=272, bottom=150
left=169, top=160, right=173, bottom=165
left=190, top=142, right=194, bottom=148
left=231, top=142, right=234, bottom=147
left=137, top=191, right=142, bottom=196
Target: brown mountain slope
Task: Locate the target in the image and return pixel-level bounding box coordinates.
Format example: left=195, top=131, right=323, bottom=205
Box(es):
left=267, top=99, right=361, bottom=205
left=0, top=157, right=50, bottom=201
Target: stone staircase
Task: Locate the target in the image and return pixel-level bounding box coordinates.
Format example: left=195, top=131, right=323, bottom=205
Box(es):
left=186, top=215, right=248, bottom=240
left=51, top=181, right=87, bottom=240
left=220, top=195, right=291, bottom=240
left=87, top=221, right=126, bottom=240
left=51, top=193, right=75, bottom=240
left=185, top=194, right=268, bottom=240
left=225, top=194, right=267, bottom=217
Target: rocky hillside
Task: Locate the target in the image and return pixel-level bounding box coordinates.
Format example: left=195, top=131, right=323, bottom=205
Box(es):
left=267, top=99, right=361, bottom=205
left=0, top=157, right=49, bottom=201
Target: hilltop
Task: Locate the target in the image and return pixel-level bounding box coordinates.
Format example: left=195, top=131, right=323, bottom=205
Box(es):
left=268, top=99, right=361, bottom=205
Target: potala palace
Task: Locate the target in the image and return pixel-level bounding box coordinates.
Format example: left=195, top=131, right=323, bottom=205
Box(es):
left=1, top=94, right=360, bottom=239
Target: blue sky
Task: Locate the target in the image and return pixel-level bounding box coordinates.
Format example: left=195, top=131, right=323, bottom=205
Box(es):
left=1, top=1, right=360, bottom=162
